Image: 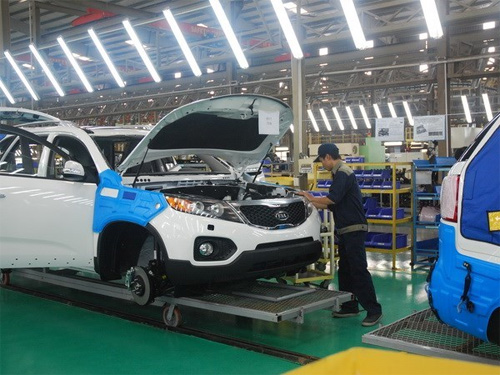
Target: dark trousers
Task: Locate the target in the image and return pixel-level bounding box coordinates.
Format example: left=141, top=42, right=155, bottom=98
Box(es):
left=338, top=230, right=382, bottom=315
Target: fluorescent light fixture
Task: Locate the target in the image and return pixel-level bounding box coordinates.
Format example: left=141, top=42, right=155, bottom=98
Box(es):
left=403, top=101, right=414, bottom=126
left=384, top=141, right=403, bottom=146
left=0, top=79, right=15, bottom=104
left=209, top=0, right=249, bottom=69
left=340, top=0, right=368, bottom=49
left=419, top=33, right=428, bottom=40
left=4, top=50, right=39, bottom=100
left=373, top=104, right=382, bottom=119
left=388, top=102, right=397, bottom=118
left=364, top=71, right=372, bottom=76
left=72, top=53, right=92, bottom=62
left=88, top=29, right=125, bottom=88
left=420, top=0, right=443, bottom=39
left=346, top=106, right=358, bottom=129
left=319, top=47, right=328, bottom=56
left=270, top=0, right=304, bottom=59
left=57, top=36, right=94, bottom=93
left=307, top=109, right=320, bottom=132
left=162, top=10, right=202, bottom=77
left=488, top=47, right=496, bottom=53
left=123, top=19, right=162, bottom=82
left=482, top=93, right=493, bottom=121
left=29, top=44, right=65, bottom=97
left=419, top=64, right=429, bottom=72
left=319, top=108, right=332, bottom=131
left=175, top=72, right=182, bottom=79
left=359, top=105, right=371, bottom=129
left=22, top=63, right=34, bottom=70
left=365, top=40, right=374, bottom=49
left=461, top=95, right=472, bottom=123
left=483, top=21, right=496, bottom=30
left=332, top=107, right=345, bottom=130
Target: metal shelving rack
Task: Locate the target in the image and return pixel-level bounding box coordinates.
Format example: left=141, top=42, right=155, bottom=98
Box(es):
left=313, top=162, right=413, bottom=270
left=411, top=160, right=453, bottom=267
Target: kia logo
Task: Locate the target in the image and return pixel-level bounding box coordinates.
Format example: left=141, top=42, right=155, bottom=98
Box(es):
left=275, top=211, right=289, bottom=221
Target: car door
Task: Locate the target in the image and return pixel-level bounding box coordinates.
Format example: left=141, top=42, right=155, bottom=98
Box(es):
left=0, top=127, right=96, bottom=270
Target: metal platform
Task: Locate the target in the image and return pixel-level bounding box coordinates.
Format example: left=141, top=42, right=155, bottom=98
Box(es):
left=12, top=269, right=352, bottom=325
left=362, top=308, right=500, bottom=366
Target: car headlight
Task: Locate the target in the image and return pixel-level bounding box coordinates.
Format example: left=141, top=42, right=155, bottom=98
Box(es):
left=306, top=199, right=315, bottom=216
left=165, top=196, right=243, bottom=223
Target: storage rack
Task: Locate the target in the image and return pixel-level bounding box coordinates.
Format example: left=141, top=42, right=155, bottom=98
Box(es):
left=313, top=162, right=413, bottom=270
left=411, top=159, right=454, bottom=267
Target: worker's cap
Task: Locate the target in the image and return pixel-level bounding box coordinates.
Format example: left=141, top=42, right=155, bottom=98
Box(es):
left=314, top=143, right=340, bottom=162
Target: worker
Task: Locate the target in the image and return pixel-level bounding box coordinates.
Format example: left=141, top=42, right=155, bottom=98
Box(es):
left=296, top=143, right=382, bottom=326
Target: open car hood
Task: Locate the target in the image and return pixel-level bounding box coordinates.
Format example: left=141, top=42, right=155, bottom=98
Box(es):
left=117, top=95, right=293, bottom=175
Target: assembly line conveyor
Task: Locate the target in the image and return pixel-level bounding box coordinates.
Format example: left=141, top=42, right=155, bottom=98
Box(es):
left=9, top=268, right=353, bottom=327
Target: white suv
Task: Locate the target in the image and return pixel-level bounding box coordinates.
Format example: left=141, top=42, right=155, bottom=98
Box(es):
left=0, top=95, right=321, bottom=305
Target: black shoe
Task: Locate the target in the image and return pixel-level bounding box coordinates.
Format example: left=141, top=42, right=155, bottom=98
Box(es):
left=332, top=308, right=360, bottom=318
left=361, top=313, right=382, bottom=327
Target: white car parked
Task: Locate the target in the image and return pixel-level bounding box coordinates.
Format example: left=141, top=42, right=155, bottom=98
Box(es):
left=0, top=95, right=321, bottom=305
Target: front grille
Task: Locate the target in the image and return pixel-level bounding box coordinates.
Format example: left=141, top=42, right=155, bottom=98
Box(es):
left=239, top=201, right=306, bottom=229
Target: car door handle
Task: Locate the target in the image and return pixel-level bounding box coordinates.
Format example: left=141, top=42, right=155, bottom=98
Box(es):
left=0, top=194, right=5, bottom=199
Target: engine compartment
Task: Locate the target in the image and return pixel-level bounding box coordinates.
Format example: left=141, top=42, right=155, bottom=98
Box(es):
left=160, top=181, right=295, bottom=201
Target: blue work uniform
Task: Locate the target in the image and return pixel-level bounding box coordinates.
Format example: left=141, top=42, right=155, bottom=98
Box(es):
left=326, top=161, right=382, bottom=316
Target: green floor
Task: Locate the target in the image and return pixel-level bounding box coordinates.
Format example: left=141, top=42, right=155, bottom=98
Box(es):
left=0, top=255, right=430, bottom=375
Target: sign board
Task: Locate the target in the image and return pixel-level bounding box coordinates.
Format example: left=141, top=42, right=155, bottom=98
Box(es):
left=413, top=115, right=446, bottom=141
left=375, top=118, right=405, bottom=141
left=258, top=110, right=279, bottom=135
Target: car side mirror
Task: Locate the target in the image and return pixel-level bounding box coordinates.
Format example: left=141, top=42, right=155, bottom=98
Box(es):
left=63, top=160, right=85, bottom=181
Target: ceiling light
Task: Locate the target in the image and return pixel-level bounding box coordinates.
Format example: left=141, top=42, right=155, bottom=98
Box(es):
left=483, top=21, right=496, bottom=30
left=72, top=53, right=92, bottom=62
left=307, top=109, right=320, bottom=132
left=384, top=141, right=403, bottom=146
left=319, top=108, right=332, bottom=131
left=123, top=19, right=162, bottom=82
left=364, top=71, right=372, bottom=75
left=419, top=64, right=429, bottom=72
left=88, top=29, right=125, bottom=88
left=0, top=79, right=15, bottom=104
left=364, top=56, right=373, bottom=60
left=419, top=33, right=428, bottom=40
left=482, top=93, right=493, bottom=121
left=209, top=0, right=249, bottom=69
left=289, top=124, right=294, bottom=133
left=57, top=36, right=94, bottom=93
left=403, top=101, right=414, bottom=126
left=461, top=95, right=472, bottom=124
left=4, top=50, right=39, bottom=100
left=346, top=106, right=358, bottom=129
left=388, top=102, right=397, bottom=118
left=271, top=0, right=304, bottom=59
left=319, top=47, right=328, bottom=56
left=22, top=63, right=34, bottom=70
left=373, top=104, right=382, bottom=119
left=29, top=45, right=65, bottom=97
left=332, top=107, right=345, bottom=130
left=420, top=0, right=443, bottom=39
left=365, top=40, right=374, bottom=49
left=340, top=0, right=369, bottom=49
left=359, top=105, right=371, bottom=129
left=488, top=47, right=496, bottom=53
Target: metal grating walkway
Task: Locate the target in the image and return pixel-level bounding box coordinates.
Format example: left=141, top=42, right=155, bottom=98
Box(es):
left=363, top=308, right=500, bottom=366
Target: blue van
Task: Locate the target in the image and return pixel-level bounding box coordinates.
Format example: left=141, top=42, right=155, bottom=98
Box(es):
left=428, top=113, right=500, bottom=344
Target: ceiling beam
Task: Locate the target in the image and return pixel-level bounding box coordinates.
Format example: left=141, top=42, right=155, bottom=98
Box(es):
left=50, top=0, right=157, bottom=20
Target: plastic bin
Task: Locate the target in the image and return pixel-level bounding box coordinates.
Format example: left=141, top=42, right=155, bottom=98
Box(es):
left=413, top=159, right=430, bottom=167
left=345, top=156, right=365, bottom=163
left=371, top=233, right=408, bottom=249
left=381, top=181, right=401, bottom=189
left=354, top=170, right=364, bottom=178
left=363, top=197, right=378, bottom=210
left=366, top=207, right=382, bottom=218
left=415, top=237, right=439, bottom=251
left=378, top=207, right=404, bottom=219
left=365, top=232, right=382, bottom=247
left=317, top=180, right=328, bottom=188
left=372, top=180, right=383, bottom=189
left=434, top=157, right=456, bottom=166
